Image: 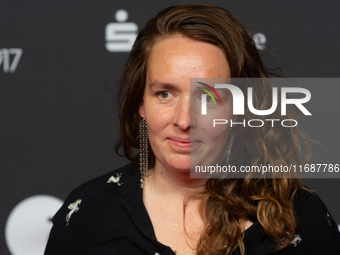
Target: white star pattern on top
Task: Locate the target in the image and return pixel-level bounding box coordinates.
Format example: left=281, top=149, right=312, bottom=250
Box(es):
left=290, top=234, right=302, bottom=247
left=66, top=199, right=82, bottom=226
left=107, top=173, right=124, bottom=186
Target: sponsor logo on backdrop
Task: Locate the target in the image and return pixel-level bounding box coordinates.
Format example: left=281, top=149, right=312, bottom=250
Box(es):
left=105, top=11, right=264, bottom=53
left=0, top=48, right=23, bottom=73
left=5, top=195, right=63, bottom=255
left=253, top=33, right=266, bottom=50
left=106, top=9, right=138, bottom=52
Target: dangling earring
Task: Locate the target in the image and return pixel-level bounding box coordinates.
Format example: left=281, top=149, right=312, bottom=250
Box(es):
left=225, top=128, right=235, bottom=164
left=139, top=118, right=148, bottom=185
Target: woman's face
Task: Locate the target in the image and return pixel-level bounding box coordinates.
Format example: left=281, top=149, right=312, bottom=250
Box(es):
left=139, top=35, right=233, bottom=174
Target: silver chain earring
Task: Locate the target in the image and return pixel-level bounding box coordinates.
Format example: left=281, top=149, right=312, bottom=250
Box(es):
left=225, top=128, right=235, bottom=164
left=139, top=119, right=148, bottom=186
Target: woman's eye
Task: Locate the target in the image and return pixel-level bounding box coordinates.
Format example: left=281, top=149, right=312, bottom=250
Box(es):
left=205, top=95, right=216, bottom=105
left=158, top=91, right=172, bottom=98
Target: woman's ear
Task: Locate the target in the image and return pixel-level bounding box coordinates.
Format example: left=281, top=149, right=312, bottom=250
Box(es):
left=139, top=103, right=145, bottom=119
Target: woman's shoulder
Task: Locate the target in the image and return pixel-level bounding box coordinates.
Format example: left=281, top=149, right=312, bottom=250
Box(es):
left=65, top=163, right=139, bottom=200
left=45, top=164, right=143, bottom=254
left=244, top=187, right=340, bottom=255
left=293, top=187, right=335, bottom=226
left=288, top=187, right=340, bottom=254
left=51, top=164, right=141, bottom=228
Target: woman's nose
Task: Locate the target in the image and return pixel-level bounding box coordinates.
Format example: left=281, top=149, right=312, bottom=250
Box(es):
left=172, top=97, right=191, bottom=132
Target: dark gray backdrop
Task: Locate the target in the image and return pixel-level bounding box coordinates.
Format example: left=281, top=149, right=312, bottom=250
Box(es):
left=1, top=1, right=339, bottom=254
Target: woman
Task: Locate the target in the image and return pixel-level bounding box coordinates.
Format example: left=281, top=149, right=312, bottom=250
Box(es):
left=45, top=4, right=340, bottom=255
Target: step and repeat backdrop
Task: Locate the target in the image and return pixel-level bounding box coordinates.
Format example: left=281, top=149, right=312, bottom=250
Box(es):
left=1, top=1, right=340, bottom=254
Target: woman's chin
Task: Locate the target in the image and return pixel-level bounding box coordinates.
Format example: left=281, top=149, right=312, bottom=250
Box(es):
left=166, top=155, right=217, bottom=174
left=167, top=157, right=191, bottom=173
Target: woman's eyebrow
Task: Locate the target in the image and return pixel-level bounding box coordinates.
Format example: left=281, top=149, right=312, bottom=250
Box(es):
left=149, top=81, right=180, bottom=90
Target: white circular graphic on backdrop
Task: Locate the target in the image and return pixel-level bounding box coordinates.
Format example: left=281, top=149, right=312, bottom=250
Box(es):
left=115, top=9, right=128, bottom=22
left=5, top=195, right=63, bottom=255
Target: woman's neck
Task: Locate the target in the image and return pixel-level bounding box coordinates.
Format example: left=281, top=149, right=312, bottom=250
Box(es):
left=144, top=162, right=206, bottom=200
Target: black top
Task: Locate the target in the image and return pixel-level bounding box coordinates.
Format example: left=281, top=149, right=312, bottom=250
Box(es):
left=45, top=164, right=340, bottom=255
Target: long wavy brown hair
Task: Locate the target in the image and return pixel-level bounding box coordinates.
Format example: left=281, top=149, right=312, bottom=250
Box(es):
left=115, top=4, right=311, bottom=255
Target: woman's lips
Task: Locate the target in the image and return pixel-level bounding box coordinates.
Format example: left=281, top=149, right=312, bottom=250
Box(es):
left=167, top=137, right=201, bottom=149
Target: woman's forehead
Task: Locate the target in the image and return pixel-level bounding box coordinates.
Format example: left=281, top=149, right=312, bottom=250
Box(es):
left=146, top=36, right=230, bottom=81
